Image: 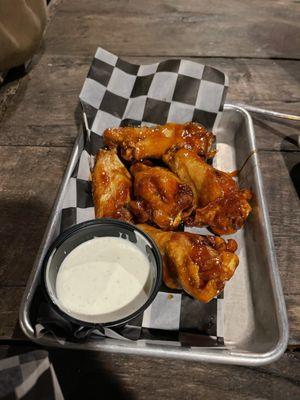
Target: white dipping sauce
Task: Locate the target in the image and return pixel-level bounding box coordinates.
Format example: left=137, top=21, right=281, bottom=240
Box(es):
left=55, top=237, right=151, bottom=322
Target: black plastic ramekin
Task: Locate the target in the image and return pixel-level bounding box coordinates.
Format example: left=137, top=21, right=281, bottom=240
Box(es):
left=42, top=218, right=162, bottom=329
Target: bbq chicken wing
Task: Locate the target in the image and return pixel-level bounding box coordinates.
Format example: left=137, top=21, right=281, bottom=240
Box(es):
left=104, top=122, right=215, bottom=162
left=138, top=224, right=239, bottom=302
left=191, top=190, right=252, bottom=236
left=130, top=163, right=195, bottom=230
left=92, top=149, right=132, bottom=222
left=163, top=148, right=252, bottom=235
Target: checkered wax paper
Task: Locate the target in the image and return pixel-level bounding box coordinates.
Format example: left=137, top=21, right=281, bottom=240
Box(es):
left=0, top=351, right=64, bottom=400
left=50, top=47, right=229, bottom=346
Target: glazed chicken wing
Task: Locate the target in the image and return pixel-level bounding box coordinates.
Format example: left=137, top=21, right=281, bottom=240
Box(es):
left=104, top=122, right=215, bottom=162
left=130, top=163, right=195, bottom=230
left=191, top=190, right=252, bottom=236
left=163, top=149, right=252, bottom=235
left=92, top=149, right=132, bottom=222
left=139, top=224, right=239, bottom=302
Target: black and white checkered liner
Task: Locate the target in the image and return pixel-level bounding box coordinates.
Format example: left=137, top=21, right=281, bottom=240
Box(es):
left=57, top=47, right=228, bottom=346
left=0, top=351, right=63, bottom=400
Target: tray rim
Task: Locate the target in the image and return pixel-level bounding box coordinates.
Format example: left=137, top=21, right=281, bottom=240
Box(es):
left=19, top=104, right=289, bottom=366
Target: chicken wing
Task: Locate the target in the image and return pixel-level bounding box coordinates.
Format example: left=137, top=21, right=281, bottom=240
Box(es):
left=163, top=148, right=252, bottom=235
left=130, top=163, right=195, bottom=230
left=92, top=149, right=132, bottom=222
left=104, top=122, right=215, bottom=162
left=191, top=190, right=252, bottom=235
left=138, top=224, right=239, bottom=302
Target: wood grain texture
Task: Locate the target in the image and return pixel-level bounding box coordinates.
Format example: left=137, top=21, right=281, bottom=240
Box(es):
left=259, top=151, right=300, bottom=343
left=50, top=350, right=300, bottom=400
left=0, top=345, right=300, bottom=399
left=0, top=1, right=299, bottom=395
left=43, top=0, right=300, bottom=58
left=0, top=146, right=70, bottom=287
left=0, top=55, right=299, bottom=151
left=0, top=288, right=25, bottom=339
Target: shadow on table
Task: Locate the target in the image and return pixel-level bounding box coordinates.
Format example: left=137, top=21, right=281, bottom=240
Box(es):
left=1, top=344, right=134, bottom=399
left=266, top=119, right=300, bottom=200
left=0, top=199, right=49, bottom=286
left=253, top=117, right=299, bottom=150
left=0, top=196, right=132, bottom=399
left=49, top=348, right=134, bottom=400
left=280, top=138, right=300, bottom=199
left=253, top=118, right=299, bottom=199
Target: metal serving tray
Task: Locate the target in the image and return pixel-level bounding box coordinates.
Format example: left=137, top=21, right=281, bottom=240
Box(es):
left=19, top=104, right=288, bottom=366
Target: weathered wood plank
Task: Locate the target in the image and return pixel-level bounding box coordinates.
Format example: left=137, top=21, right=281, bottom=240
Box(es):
left=260, top=151, right=300, bottom=296
left=0, top=56, right=88, bottom=147
left=43, top=0, right=300, bottom=58
left=0, top=345, right=299, bottom=399
left=50, top=0, right=300, bottom=18
left=0, top=0, right=299, bottom=393
left=0, top=146, right=70, bottom=287
left=286, top=295, right=300, bottom=346
left=0, top=55, right=299, bottom=150
left=31, top=349, right=300, bottom=399
left=0, top=288, right=25, bottom=339
left=259, top=151, right=300, bottom=343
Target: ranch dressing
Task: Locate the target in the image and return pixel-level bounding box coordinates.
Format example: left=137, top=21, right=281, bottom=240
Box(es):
left=56, top=237, right=151, bottom=322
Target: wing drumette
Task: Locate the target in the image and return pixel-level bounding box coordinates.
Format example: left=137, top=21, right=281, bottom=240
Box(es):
left=92, top=149, right=132, bottom=222
left=163, top=148, right=252, bottom=235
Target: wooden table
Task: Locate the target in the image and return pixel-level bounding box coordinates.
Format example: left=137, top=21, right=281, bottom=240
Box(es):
left=0, top=0, right=299, bottom=398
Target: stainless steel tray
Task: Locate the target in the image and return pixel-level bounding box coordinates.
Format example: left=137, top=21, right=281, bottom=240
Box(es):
left=19, top=104, right=288, bottom=366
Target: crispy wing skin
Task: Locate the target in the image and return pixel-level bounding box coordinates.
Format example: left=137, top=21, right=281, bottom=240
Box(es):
left=92, top=149, right=132, bottom=222
left=138, top=224, right=239, bottom=302
left=104, top=122, right=215, bottom=161
left=191, top=190, right=252, bottom=235
left=164, top=148, right=252, bottom=235
left=137, top=224, right=179, bottom=288
left=163, top=148, right=237, bottom=206
left=130, top=163, right=195, bottom=230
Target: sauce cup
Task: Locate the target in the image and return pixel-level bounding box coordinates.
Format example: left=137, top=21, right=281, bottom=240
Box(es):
left=42, top=218, right=162, bottom=329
